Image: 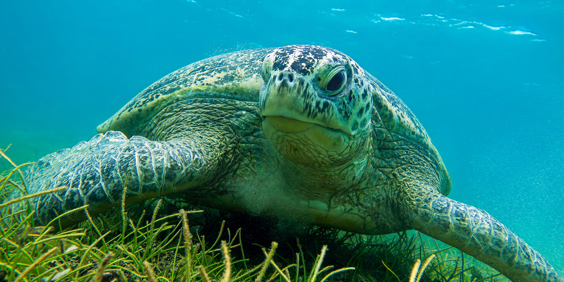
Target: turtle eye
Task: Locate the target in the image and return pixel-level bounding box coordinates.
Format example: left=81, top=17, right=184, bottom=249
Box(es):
left=321, top=66, right=347, bottom=96
left=326, top=70, right=345, bottom=92
left=262, top=53, right=275, bottom=82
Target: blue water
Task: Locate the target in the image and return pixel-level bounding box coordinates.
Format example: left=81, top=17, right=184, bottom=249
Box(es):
left=1, top=0, right=563, bottom=274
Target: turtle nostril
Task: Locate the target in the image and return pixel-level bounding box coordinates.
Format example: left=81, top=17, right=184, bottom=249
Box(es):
left=277, top=73, right=284, bottom=81
left=288, top=73, right=294, bottom=83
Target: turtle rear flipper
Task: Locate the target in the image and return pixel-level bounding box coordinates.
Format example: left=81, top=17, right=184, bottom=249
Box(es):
left=24, top=131, right=225, bottom=227
left=408, top=190, right=561, bottom=282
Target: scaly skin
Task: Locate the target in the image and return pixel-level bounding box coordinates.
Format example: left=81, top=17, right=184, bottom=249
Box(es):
left=18, top=45, right=561, bottom=281
left=409, top=192, right=560, bottom=282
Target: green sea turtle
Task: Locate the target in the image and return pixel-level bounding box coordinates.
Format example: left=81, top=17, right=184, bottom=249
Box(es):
left=21, top=45, right=560, bottom=281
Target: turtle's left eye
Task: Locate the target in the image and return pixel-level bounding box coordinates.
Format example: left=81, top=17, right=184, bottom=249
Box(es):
left=327, top=70, right=345, bottom=91
left=320, top=66, right=347, bottom=96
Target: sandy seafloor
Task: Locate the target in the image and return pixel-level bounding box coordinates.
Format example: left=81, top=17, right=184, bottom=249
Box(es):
left=1, top=0, right=563, bottom=277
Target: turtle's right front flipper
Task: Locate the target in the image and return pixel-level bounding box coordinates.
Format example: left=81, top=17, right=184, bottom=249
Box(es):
left=24, top=131, right=227, bottom=227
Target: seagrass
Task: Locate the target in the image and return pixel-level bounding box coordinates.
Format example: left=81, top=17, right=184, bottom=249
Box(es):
left=1, top=147, right=499, bottom=281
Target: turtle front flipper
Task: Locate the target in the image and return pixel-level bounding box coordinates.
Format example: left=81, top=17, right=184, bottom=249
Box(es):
left=407, top=190, right=561, bottom=282
left=24, top=130, right=228, bottom=228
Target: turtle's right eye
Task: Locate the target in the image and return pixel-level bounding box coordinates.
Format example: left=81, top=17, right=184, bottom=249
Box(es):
left=262, top=53, right=275, bottom=82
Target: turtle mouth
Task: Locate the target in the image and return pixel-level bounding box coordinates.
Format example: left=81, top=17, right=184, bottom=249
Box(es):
left=262, top=115, right=349, bottom=154
left=261, top=115, right=347, bottom=133
left=261, top=114, right=352, bottom=136
left=263, top=116, right=316, bottom=133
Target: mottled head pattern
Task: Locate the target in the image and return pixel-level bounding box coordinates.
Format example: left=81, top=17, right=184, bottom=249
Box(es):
left=260, top=45, right=373, bottom=135
left=259, top=45, right=374, bottom=168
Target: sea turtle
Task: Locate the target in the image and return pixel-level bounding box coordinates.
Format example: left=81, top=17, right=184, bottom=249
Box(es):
left=21, top=45, right=560, bottom=282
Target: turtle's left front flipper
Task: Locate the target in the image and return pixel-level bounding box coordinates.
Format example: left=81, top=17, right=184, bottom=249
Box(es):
left=22, top=130, right=230, bottom=228
left=407, top=190, right=562, bottom=282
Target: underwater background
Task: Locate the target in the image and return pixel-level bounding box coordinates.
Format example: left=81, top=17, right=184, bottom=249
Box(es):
left=1, top=0, right=562, bottom=275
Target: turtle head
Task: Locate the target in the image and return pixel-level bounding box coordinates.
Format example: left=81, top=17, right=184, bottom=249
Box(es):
left=259, top=45, right=373, bottom=169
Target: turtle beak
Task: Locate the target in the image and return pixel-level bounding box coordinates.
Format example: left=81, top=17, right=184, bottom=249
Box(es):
left=259, top=71, right=353, bottom=136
